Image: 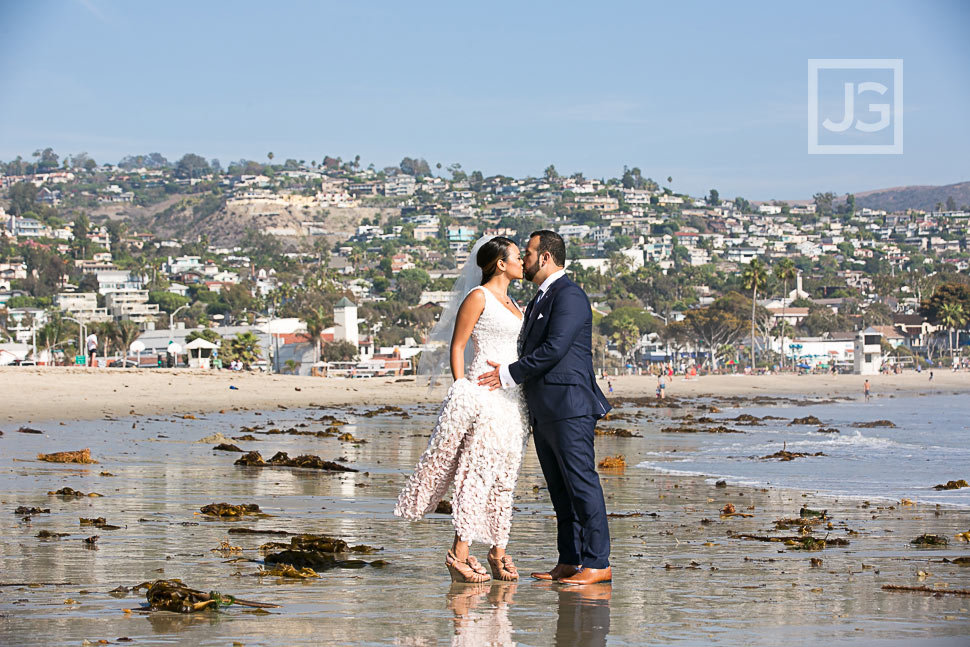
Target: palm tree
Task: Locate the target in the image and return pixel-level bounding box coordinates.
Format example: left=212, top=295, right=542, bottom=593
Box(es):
left=741, top=258, right=769, bottom=370
left=113, top=320, right=141, bottom=359
left=36, top=310, right=69, bottom=365
left=302, top=307, right=327, bottom=365
left=228, top=331, right=262, bottom=368
left=939, top=302, right=967, bottom=363
left=611, top=319, right=640, bottom=361
left=774, top=259, right=798, bottom=368
left=93, top=321, right=119, bottom=363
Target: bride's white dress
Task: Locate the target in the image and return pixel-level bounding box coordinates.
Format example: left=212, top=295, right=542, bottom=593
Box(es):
left=394, top=286, right=530, bottom=548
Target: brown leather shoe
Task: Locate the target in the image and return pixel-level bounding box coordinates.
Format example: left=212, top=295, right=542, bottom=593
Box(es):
left=558, top=566, right=612, bottom=585
left=531, top=563, right=580, bottom=581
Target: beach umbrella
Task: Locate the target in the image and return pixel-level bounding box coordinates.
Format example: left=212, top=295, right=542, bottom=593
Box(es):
left=130, top=340, right=146, bottom=367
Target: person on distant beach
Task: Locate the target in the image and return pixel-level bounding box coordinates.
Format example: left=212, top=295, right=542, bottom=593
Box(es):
left=395, top=236, right=530, bottom=584
left=85, top=332, right=98, bottom=367
left=657, top=373, right=666, bottom=399
left=864, top=379, right=871, bottom=401
left=929, top=371, right=934, bottom=381
left=607, top=377, right=613, bottom=394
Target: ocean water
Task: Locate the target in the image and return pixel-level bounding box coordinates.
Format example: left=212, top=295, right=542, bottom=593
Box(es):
left=635, top=393, right=970, bottom=507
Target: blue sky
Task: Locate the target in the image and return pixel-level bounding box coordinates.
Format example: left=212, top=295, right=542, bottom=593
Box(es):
left=1, top=1, right=968, bottom=200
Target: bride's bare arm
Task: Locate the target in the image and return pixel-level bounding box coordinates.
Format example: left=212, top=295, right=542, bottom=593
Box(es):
left=450, top=289, right=486, bottom=380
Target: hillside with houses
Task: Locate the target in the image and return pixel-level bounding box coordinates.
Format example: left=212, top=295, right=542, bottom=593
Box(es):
left=1, top=149, right=969, bottom=374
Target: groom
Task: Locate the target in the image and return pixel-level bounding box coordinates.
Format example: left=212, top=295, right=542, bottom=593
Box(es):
left=479, top=230, right=613, bottom=585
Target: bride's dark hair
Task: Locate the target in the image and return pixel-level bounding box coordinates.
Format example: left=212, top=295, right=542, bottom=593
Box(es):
left=477, top=236, right=516, bottom=285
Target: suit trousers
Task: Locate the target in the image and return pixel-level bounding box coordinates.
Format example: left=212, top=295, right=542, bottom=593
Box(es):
left=533, top=415, right=611, bottom=569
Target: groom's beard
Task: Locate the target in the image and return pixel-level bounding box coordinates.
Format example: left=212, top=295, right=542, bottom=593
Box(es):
left=523, top=259, right=540, bottom=282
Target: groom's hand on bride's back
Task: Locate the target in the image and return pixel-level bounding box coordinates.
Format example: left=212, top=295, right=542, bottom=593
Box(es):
left=478, top=360, right=502, bottom=390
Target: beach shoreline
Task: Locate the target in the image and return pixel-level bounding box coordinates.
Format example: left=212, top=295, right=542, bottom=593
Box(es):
left=3, top=366, right=969, bottom=424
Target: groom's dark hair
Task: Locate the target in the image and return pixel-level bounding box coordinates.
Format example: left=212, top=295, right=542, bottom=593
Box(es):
left=530, top=230, right=566, bottom=267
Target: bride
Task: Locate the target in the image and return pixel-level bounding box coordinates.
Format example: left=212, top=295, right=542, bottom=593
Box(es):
left=394, top=236, right=530, bottom=583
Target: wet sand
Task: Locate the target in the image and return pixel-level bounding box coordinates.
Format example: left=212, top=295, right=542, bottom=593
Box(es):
left=1, top=398, right=968, bottom=646
left=3, top=366, right=969, bottom=423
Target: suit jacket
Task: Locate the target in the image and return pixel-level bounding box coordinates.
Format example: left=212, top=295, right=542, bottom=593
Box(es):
left=509, top=275, right=612, bottom=423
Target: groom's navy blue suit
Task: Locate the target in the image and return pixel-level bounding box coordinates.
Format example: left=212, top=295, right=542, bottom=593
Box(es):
left=508, top=274, right=612, bottom=569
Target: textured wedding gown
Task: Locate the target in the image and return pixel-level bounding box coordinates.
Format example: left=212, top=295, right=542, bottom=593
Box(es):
left=394, top=286, right=530, bottom=548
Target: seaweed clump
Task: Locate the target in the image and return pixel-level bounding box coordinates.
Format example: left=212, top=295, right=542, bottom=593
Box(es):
left=145, top=579, right=279, bottom=613
left=48, top=487, right=103, bottom=497
left=934, top=479, right=969, bottom=491
left=761, top=449, right=826, bottom=461
left=15, top=506, right=50, bottom=515
left=911, top=534, right=948, bottom=547
left=38, top=449, right=97, bottom=464
left=598, top=455, right=626, bottom=470
left=260, top=533, right=385, bottom=571
left=200, top=503, right=261, bottom=518
left=789, top=416, right=823, bottom=426
left=233, top=451, right=357, bottom=472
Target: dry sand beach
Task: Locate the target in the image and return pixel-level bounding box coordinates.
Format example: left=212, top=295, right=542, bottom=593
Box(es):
left=3, top=367, right=969, bottom=423
left=1, top=368, right=969, bottom=645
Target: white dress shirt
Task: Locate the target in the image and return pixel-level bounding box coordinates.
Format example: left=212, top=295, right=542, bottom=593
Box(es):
left=498, top=269, right=566, bottom=388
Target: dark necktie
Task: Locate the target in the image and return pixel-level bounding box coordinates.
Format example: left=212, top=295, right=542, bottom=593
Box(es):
left=524, top=291, right=541, bottom=322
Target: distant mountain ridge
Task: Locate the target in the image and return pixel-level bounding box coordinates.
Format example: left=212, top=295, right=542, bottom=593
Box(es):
left=851, top=180, right=970, bottom=212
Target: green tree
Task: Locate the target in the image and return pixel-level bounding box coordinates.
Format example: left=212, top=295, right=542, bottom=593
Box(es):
left=223, top=331, right=262, bottom=368
left=21, top=245, right=67, bottom=297
left=741, top=258, right=769, bottom=368
left=302, top=307, right=328, bottom=364
left=774, top=259, right=797, bottom=368
left=175, top=153, right=211, bottom=179
left=113, top=320, right=141, bottom=354
left=149, top=290, right=190, bottom=313
left=36, top=310, right=70, bottom=363
left=611, top=318, right=640, bottom=360
left=322, top=340, right=358, bottom=362
left=599, top=307, right=658, bottom=338
left=220, top=283, right=255, bottom=323
left=71, top=214, right=92, bottom=259
left=186, top=328, right=222, bottom=345
left=939, top=302, right=967, bottom=362
left=400, top=157, right=431, bottom=176
left=683, top=295, right=747, bottom=370
left=708, top=189, right=720, bottom=206
left=33, top=147, right=59, bottom=171
left=813, top=191, right=836, bottom=218
left=92, top=321, right=119, bottom=360
left=920, top=283, right=970, bottom=324
left=395, top=268, right=430, bottom=305
left=8, top=182, right=38, bottom=216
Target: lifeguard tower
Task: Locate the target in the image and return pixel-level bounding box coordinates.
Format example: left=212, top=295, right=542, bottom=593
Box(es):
left=853, top=327, right=883, bottom=375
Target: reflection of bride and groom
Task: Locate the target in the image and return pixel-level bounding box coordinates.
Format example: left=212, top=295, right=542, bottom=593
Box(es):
left=395, top=230, right=613, bottom=587
left=446, top=581, right=611, bottom=647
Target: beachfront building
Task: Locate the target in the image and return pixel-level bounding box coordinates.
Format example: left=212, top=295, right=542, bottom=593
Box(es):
left=854, top=327, right=884, bottom=375
left=782, top=334, right=856, bottom=369
left=54, top=292, right=112, bottom=324
left=104, top=290, right=160, bottom=327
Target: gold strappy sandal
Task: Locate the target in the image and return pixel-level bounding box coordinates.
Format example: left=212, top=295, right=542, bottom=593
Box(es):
left=487, top=553, right=519, bottom=581
left=446, top=550, right=491, bottom=583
